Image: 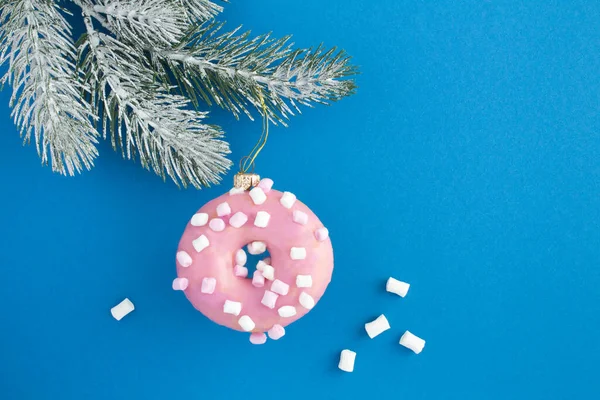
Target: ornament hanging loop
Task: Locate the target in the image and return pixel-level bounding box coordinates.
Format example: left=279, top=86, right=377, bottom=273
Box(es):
left=234, top=90, right=269, bottom=190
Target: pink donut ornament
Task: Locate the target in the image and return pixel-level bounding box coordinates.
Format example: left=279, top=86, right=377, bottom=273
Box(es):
left=174, top=181, right=334, bottom=335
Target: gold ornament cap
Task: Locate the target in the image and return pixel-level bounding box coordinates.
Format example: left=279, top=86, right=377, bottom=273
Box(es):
left=234, top=172, right=260, bottom=190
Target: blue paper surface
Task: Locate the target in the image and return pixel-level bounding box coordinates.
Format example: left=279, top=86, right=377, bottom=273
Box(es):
left=1, top=1, right=599, bottom=399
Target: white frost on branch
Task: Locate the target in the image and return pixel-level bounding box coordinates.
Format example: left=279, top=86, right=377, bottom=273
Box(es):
left=79, top=16, right=231, bottom=188
left=0, top=0, right=98, bottom=175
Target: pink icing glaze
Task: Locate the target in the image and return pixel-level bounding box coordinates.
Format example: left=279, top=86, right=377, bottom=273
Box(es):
left=175, top=187, right=333, bottom=333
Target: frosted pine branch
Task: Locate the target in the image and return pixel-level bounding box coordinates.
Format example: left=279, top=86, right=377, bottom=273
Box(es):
left=0, top=0, right=98, bottom=175
left=79, top=15, right=231, bottom=187
left=178, top=0, right=223, bottom=23
left=86, top=0, right=188, bottom=47
left=152, top=23, right=357, bottom=124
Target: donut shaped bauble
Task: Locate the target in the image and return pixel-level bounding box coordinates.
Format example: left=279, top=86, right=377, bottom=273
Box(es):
left=173, top=179, right=334, bottom=342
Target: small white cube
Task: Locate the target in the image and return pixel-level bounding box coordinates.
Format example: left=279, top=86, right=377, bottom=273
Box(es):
left=365, top=314, right=391, bottom=339
left=229, top=187, right=245, bottom=195
left=235, top=249, right=247, bottom=266
left=254, top=211, right=271, bottom=228
left=280, top=192, right=296, bottom=209
left=299, top=292, right=315, bottom=310
left=290, top=247, right=306, bottom=260
left=111, top=298, right=135, bottom=321
left=292, top=210, right=308, bottom=225
left=249, top=187, right=267, bottom=205
left=201, top=277, right=216, bottom=294
left=216, top=202, right=231, bottom=216
left=248, top=241, right=267, bottom=255
left=386, top=277, right=410, bottom=297
left=223, top=300, right=242, bottom=316
left=399, top=331, right=426, bottom=354
left=238, top=315, right=255, bottom=331
left=338, top=349, right=356, bottom=372
left=192, top=235, right=209, bottom=253
left=261, top=290, right=279, bottom=309
left=261, top=264, right=275, bottom=281
left=278, top=306, right=297, bottom=317
left=270, top=279, right=289, bottom=295
left=296, top=274, right=313, bottom=288
left=176, top=251, right=192, bottom=268
left=190, top=213, right=208, bottom=226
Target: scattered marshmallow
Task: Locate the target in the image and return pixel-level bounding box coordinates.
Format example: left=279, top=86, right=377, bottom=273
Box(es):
left=209, top=218, right=225, bottom=232
left=314, top=227, right=329, bottom=242
left=280, top=191, right=296, bottom=209
left=111, top=298, right=135, bottom=321
left=176, top=251, right=192, bottom=268
left=293, top=210, right=308, bottom=225
left=258, top=178, right=273, bottom=193
left=399, top=331, right=426, bottom=354
left=290, top=247, right=306, bottom=260
left=271, top=279, right=289, bottom=295
left=223, top=300, right=242, bottom=316
left=267, top=324, right=286, bottom=340
left=278, top=306, right=297, bottom=317
left=201, top=277, right=216, bottom=294
left=338, top=350, right=356, bottom=372
left=248, top=241, right=267, bottom=255
left=296, top=274, right=313, bottom=288
left=256, top=260, right=267, bottom=271
left=386, top=277, right=410, bottom=297
left=234, top=265, right=248, bottom=278
left=190, top=213, right=208, bottom=226
left=229, top=187, right=245, bottom=195
left=192, top=234, right=209, bottom=253
left=261, top=264, right=275, bottom=281
left=365, top=314, right=390, bottom=339
left=249, top=187, right=267, bottom=205
left=216, top=202, right=231, bottom=217
left=249, top=332, right=267, bottom=345
left=261, top=290, right=279, bottom=309
left=254, top=211, right=271, bottom=228
left=299, top=292, right=315, bottom=310
left=252, top=271, right=265, bottom=287
left=229, top=212, right=248, bottom=228
left=238, top=315, right=255, bottom=331
left=172, top=277, right=189, bottom=291
left=235, top=249, right=247, bottom=266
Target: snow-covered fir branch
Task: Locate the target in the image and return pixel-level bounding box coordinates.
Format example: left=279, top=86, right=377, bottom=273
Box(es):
left=152, top=23, right=357, bottom=124
left=79, top=15, right=231, bottom=187
left=178, top=0, right=223, bottom=23
left=0, top=0, right=98, bottom=175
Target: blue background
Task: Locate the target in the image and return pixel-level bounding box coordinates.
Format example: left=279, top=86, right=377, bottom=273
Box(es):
left=1, top=1, right=600, bottom=399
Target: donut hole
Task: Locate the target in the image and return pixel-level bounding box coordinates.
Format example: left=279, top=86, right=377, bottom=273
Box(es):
left=240, top=242, right=271, bottom=279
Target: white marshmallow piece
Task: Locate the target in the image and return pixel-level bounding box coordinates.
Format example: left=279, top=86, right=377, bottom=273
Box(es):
left=278, top=306, right=297, bottom=318
left=254, top=211, right=271, bottom=228
left=386, top=277, right=410, bottom=298
left=235, top=249, right=247, bottom=266
left=190, top=213, right=208, bottom=226
left=267, top=324, right=285, bottom=340
left=201, top=277, right=216, bottom=294
left=111, top=298, right=135, bottom=321
left=229, top=212, right=248, bottom=228
left=172, top=277, right=189, bottom=291
left=261, top=290, right=279, bottom=309
left=290, top=247, right=306, bottom=260
left=192, top=234, right=209, bottom=253
left=176, top=251, right=192, bottom=268
left=234, top=265, right=248, bottom=278
left=292, top=210, right=308, bottom=225
left=256, top=260, right=267, bottom=271
left=280, top=192, right=296, bottom=209
left=229, top=187, right=245, bottom=195
left=249, top=187, right=267, bottom=205
left=271, top=279, right=289, bottom=295
left=338, top=350, right=356, bottom=373
left=365, top=314, right=391, bottom=339
left=399, top=331, right=426, bottom=354
left=296, top=274, right=313, bottom=288
left=209, top=218, right=225, bottom=232
left=252, top=271, right=265, bottom=287
left=223, top=300, right=242, bottom=316
left=247, top=241, right=267, bottom=255
left=216, top=202, right=231, bottom=217
left=299, top=292, right=315, bottom=310
left=238, top=315, right=255, bottom=332
left=261, top=264, right=275, bottom=281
